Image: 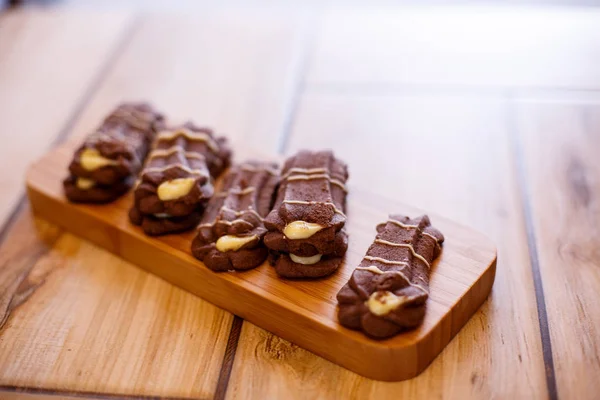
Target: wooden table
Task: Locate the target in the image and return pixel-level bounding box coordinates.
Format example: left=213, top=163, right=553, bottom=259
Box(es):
left=0, top=5, right=599, bottom=400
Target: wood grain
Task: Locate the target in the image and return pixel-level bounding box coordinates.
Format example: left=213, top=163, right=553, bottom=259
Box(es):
left=0, top=8, right=133, bottom=228
left=226, top=94, right=547, bottom=398
left=0, top=217, right=233, bottom=398
left=307, top=6, right=600, bottom=90
left=516, top=99, right=600, bottom=399
left=26, top=142, right=495, bottom=382
left=0, top=207, right=62, bottom=331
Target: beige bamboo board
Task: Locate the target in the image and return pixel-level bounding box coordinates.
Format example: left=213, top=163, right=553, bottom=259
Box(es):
left=25, top=142, right=497, bottom=382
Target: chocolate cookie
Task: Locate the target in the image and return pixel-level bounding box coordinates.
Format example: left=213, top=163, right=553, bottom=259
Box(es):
left=129, top=122, right=232, bottom=236
left=64, top=102, right=164, bottom=204
left=68, top=103, right=165, bottom=186
left=269, top=251, right=346, bottom=278
left=336, top=215, right=444, bottom=339
left=263, top=150, right=349, bottom=278
left=63, top=175, right=133, bottom=204
left=133, top=123, right=232, bottom=217
left=191, top=161, right=279, bottom=271
left=129, top=207, right=203, bottom=236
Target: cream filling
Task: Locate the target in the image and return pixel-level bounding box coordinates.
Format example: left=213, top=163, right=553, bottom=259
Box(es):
left=157, top=178, right=196, bottom=201
left=80, top=148, right=118, bottom=171
left=153, top=213, right=172, bottom=219
left=283, top=221, right=324, bottom=239
left=76, top=177, right=96, bottom=190
left=216, top=235, right=257, bottom=252
left=290, top=253, right=322, bottom=265
left=367, top=291, right=406, bottom=316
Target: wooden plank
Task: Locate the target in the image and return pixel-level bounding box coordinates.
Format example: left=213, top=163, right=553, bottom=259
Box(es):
left=307, top=6, right=600, bottom=89
left=0, top=391, right=83, bottom=400
left=0, top=10, right=309, bottom=396
left=25, top=142, right=496, bottom=382
left=66, top=10, right=309, bottom=150
left=0, top=8, right=134, bottom=228
left=0, top=220, right=232, bottom=398
left=226, top=93, right=547, bottom=398
left=516, top=99, right=600, bottom=399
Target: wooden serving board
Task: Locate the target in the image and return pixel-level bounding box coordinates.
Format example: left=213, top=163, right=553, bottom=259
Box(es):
left=25, top=143, right=497, bottom=382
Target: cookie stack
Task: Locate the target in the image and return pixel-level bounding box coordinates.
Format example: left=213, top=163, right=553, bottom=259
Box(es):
left=128, top=122, right=231, bottom=236
left=263, top=150, right=349, bottom=278
left=63, top=103, right=164, bottom=203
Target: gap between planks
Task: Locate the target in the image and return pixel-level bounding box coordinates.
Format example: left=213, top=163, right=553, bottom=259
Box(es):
left=0, top=385, right=201, bottom=400
left=214, top=15, right=318, bottom=400
left=507, top=100, right=558, bottom=400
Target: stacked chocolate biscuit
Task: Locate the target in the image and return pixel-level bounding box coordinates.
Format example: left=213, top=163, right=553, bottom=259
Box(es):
left=64, top=103, right=165, bottom=203
left=264, top=150, right=349, bottom=278
left=191, top=161, right=279, bottom=271
left=337, top=215, right=444, bottom=339
left=129, top=123, right=232, bottom=236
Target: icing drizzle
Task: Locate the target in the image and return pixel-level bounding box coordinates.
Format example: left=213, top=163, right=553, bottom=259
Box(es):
left=147, top=147, right=206, bottom=161
left=155, top=129, right=220, bottom=153
left=286, top=173, right=347, bottom=192
left=283, top=200, right=346, bottom=217
left=355, top=266, right=429, bottom=295
left=374, top=239, right=431, bottom=270
left=143, top=164, right=207, bottom=177
left=387, top=219, right=440, bottom=243
left=221, top=206, right=263, bottom=221
left=363, top=256, right=408, bottom=267
left=142, top=128, right=223, bottom=179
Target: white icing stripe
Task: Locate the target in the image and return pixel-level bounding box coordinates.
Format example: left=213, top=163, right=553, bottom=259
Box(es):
left=220, top=206, right=263, bottom=221
left=228, top=187, right=255, bottom=195
left=286, top=174, right=347, bottom=192
left=374, top=239, right=431, bottom=270
left=387, top=219, right=440, bottom=243
left=387, top=220, right=418, bottom=229
left=216, top=219, right=252, bottom=226
left=281, top=167, right=326, bottom=179
left=156, top=129, right=220, bottom=153
left=198, top=203, right=263, bottom=231
left=355, top=266, right=429, bottom=295
left=363, top=256, right=408, bottom=267
left=283, top=200, right=346, bottom=217
left=330, top=178, right=347, bottom=191
left=143, top=164, right=208, bottom=177
left=422, top=232, right=439, bottom=242
left=148, top=147, right=206, bottom=161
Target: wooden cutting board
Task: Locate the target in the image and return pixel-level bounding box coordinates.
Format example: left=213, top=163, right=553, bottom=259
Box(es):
left=25, top=142, right=497, bottom=382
